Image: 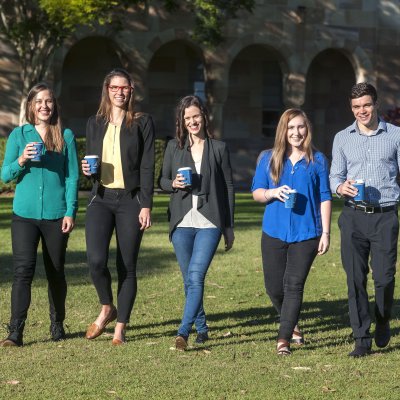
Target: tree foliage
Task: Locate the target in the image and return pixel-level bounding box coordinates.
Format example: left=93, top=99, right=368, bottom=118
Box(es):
left=0, top=0, right=254, bottom=120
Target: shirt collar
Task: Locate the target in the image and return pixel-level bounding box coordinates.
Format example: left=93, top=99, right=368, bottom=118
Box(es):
left=350, top=118, right=387, bottom=136
left=23, top=124, right=35, bottom=132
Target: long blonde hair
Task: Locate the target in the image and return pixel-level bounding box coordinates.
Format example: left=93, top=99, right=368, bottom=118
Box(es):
left=269, top=108, right=314, bottom=184
left=96, top=68, right=136, bottom=127
left=25, top=82, right=64, bottom=153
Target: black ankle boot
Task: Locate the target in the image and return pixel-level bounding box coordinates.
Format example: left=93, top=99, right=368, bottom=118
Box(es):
left=0, top=319, right=25, bottom=347
left=50, top=322, right=66, bottom=342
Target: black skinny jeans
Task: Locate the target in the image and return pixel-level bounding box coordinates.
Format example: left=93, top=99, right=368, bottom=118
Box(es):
left=261, top=232, right=319, bottom=341
left=11, top=214, right=68, bottom=323
left=85, top=187, right=144, bottom=323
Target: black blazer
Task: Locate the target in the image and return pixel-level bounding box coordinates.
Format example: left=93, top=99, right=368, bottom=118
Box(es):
left=160, top=137, right=234, bottom=236
left=86, top=114, right=155, bottom=208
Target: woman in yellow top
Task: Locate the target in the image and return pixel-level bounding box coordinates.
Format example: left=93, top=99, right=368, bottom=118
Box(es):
left=82, top=68, right=155, bottom=345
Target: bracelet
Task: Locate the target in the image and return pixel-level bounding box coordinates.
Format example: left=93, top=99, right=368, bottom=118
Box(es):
left=263, top=189, right=269, bottom=201
left=322, top=231, right=330, bottom=235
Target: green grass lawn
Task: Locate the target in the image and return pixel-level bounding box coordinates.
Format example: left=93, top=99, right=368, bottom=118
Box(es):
left=1, top=193, right=400, bottom=400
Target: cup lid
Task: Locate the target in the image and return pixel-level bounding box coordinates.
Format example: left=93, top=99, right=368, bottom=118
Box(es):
left=177, top=167, right=192, bottom=171
left=354, top=179, right=364, bottom=184
left=288, top=189, right=297, bottom=193
left=85, top=155, right=99, bottom=158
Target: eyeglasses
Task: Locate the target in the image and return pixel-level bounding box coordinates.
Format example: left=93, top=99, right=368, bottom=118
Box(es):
left=107, top=85, right=133, bottom=92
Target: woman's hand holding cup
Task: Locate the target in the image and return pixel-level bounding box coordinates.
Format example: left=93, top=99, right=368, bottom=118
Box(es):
left=81, top=159, right=91, bottom=176
left=18, top=143, right=37, bottom=166
left=172, top=173, right=187, bottom=190
left=273, top=185, right=291, bottom=202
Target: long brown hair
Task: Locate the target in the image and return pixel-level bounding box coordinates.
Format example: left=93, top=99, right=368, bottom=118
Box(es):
left=269, top=108, right=314, bottom=184
left=25, top=82, right=64, bottom=153
left=175, top=95, right=213, bottom=149
left=96, top=68, right=136, bottom=126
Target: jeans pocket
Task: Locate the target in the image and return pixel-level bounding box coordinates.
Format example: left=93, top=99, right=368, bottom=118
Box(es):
left=87, top=193, right=97, bottom=207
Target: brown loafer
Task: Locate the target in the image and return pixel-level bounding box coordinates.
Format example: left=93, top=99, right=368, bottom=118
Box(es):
left=85, top=307, right=117, bottom=340
left=112, top=330, right=126, bottom=346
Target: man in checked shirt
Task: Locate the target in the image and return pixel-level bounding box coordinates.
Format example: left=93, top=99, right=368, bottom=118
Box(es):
left=330, top=82, right=400, bottom=357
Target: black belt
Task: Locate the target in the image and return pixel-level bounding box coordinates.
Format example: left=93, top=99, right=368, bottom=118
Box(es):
left=98, top=185, right=139, bottom=198
left=344, top=202, right=397, bottom=214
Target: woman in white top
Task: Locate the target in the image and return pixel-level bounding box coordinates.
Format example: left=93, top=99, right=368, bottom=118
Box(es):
left=160, top=95, right=235, bottom=350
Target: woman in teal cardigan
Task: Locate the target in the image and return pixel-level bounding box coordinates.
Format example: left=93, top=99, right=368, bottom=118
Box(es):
left=0, top=82, right=79, bottom=347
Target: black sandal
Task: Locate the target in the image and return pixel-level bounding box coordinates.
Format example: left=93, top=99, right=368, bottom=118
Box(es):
left=291, top=329, right=305, bottom=346
left=277, top=339, right=291, bottom=355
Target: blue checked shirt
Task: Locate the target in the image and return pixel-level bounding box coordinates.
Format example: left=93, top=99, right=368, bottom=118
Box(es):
left=329, top=119, right=400, bottom=206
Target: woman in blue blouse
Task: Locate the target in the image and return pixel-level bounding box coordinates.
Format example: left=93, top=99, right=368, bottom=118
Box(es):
left=0, top=82, right=79, bottom=347
left=252, top=108, right=332, bottom=355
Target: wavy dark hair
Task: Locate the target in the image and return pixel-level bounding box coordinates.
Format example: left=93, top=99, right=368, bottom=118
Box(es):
left=175, top=95, right=213, bottom=149
left=25, top=82, right=64, bottom=153
left=97, top=68, right=136, bottom=126
left=349, top=82, right=378, bottom=103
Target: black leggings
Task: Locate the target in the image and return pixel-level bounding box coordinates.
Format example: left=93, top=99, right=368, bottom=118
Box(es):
left=85, top=188, right=143, bottom=323
left=261, top=232, right=318, bottom=341
left=11, top=214, right=68, bottom=323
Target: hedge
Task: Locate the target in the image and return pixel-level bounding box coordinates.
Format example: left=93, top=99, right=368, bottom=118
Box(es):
left=0, top=137, right=166, bottom=193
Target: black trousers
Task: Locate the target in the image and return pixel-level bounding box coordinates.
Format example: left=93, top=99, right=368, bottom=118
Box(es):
left=261, top=232, right=319, bottom=341
left=85, top=188, right=144, bottom=323
left=338, top=206, right=398, bottom=348
left=10, top=214, right=68, bottom=323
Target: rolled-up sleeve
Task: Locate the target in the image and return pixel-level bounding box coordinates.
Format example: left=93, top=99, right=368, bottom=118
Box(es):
left=317, top=154, right=333, bottom=202
left=251, top=152, right=270, bottom=191
left=329, top=133, right=347, bottom=195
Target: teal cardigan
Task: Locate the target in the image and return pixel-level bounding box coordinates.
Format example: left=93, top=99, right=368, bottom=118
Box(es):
left=1, top=124, right=79, bottom=219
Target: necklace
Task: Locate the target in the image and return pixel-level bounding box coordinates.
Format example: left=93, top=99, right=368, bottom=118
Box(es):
left=290, top=152, right=304, bottom=174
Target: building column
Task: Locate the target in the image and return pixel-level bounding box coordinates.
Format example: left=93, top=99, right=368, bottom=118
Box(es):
left=283, top=72, right=306, bottom=108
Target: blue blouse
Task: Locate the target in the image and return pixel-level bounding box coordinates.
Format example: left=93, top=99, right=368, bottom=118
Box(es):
left=251, top=150, right=332, bottom=243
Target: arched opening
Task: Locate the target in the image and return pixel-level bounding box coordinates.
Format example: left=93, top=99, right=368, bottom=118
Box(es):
left=147, top=40, right=205, bottom=138
left=304, top=49, right=355, bottom=157
left=224, top=45, right=285, bottom=140
left=60, top=37, right=123, bottom=136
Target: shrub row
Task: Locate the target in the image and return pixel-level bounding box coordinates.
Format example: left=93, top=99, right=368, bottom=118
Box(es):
left=0, top=137, right=166, bottom=193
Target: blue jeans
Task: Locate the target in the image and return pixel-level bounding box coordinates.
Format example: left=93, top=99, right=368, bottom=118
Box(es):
left=172, top=227, right=221, bottom=338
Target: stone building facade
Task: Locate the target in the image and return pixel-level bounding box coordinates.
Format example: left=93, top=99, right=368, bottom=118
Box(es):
left=1, top=0, right=400, bottom=187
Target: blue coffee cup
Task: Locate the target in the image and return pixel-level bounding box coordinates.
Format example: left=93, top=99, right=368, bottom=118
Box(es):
left=177, top=167, right=193, bottom=186
left=353, top=179, right=365, bottom=202
left=284, top=189, right=297, bottom=209
left=84, top=155, right=99, bottom=174
left=30, top=142, right=43, bottom=162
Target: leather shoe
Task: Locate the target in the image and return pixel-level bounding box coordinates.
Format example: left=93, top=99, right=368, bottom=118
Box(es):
left=175, top=335, right=188, bottom=351
left=50, top=322, right=66, bottom=342
left=195, top=332, right=209, bottom=344
left=86, top=307, right=117, bottom=340
left=112, top=331, right=126, bottom=346
left=375, top=321, right=390, bottom=348
left=348, top=345, right=371, bottom=358
left=0, top=339, right=20, bottom=347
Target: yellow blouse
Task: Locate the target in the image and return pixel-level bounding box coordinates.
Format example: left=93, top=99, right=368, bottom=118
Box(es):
left=100, top=123, right=125, bottom=189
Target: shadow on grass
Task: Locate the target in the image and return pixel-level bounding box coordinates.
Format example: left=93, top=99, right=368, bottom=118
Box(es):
left=125, top=298, right=400, bottom=351
left=0, top=248, right=177, bottom=287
